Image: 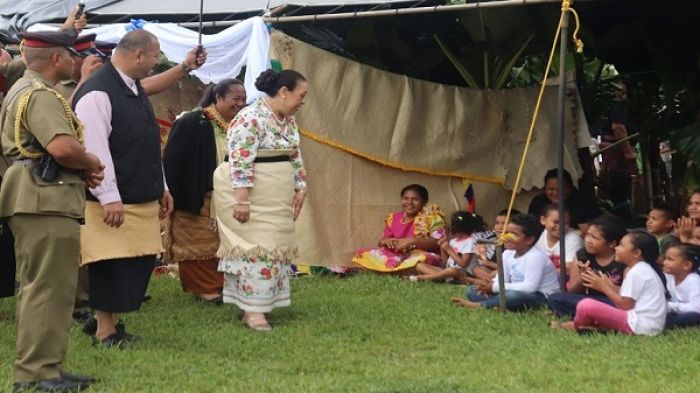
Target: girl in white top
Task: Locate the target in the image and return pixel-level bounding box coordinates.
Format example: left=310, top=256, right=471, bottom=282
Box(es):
left=411, top=211, right=480, bottom=283
left=553, top=230, right=668, bottom=336
left=663, top=244, right=700, bottom=328
left=535, top=204, right=583, bottom=271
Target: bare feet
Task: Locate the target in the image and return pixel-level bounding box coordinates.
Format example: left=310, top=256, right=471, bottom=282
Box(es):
left=243, top=312, right=271, bottom=332
left=199, top=293, right=221, bottom=301
left=550, top=320, right=575, bottom=330
left=450, top=297, right=481, bottom=309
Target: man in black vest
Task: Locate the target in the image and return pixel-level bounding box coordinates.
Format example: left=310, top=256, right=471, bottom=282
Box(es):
left=72, top=30, right=205, bottom=347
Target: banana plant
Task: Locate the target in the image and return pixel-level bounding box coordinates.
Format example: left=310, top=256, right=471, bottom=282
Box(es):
left=434, top=32, right=534, bottom=89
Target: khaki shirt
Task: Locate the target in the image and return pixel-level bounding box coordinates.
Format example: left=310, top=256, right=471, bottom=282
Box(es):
left=53, top=79, right=77, bottom=101
left=0, top=70, right=85, bottom=219
left=0, top=59, right=27, bottom=104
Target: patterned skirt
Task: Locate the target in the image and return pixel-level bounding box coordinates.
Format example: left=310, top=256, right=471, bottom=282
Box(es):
left=353, top=247, right=441, bottom=273
left=213, top=153, right=297, bottom=312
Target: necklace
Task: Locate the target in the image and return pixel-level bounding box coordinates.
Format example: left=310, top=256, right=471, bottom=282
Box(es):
left=202, top=105, right=228, bottom=136
left=262, top=98, right=288, bottom=127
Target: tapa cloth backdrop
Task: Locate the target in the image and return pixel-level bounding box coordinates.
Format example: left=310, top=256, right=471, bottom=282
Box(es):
left=270, top=31, right=588, bottom=266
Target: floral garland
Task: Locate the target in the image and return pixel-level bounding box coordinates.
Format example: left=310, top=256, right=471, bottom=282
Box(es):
left=201, top=105, right=228, bottom=136
left=413, top=204, right=446, bottom=239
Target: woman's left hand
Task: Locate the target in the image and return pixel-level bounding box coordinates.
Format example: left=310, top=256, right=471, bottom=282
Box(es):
left=394, top=238, right=415, bottom=252
left=293, top=190, right=306, bottom=221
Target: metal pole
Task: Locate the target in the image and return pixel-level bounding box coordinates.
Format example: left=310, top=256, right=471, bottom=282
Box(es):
left=198, top=0, right=205, bottom=45
left=262, top=0, right=601, bottom=24
left=496, top=242, right=506, bottom=310
left=557, top=12, right=569, bottom=292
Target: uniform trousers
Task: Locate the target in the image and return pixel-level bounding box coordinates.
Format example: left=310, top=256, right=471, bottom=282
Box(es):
left=9, top=214, right=80, bottom=382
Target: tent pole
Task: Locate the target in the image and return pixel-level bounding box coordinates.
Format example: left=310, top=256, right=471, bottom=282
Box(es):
left=496, top=240, right=506, bottom=310
left=557, top=11, right=569, bottom=292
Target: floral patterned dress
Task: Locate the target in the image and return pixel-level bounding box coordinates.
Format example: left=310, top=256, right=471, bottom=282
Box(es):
left=353, top=204, right=446, bottom=272
left=216, top=98, right=307, bottom=313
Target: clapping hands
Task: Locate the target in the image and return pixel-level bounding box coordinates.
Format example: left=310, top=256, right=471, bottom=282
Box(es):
left=580, top=266, right=614, bottom=293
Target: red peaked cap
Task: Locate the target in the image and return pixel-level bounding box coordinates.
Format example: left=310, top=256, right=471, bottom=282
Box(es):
left=73, top=33, right=97, bottom=52
left=19, top=30, right=77, bottom=49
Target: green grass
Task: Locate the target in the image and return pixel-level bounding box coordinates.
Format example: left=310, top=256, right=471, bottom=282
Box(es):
left=1, top=273, right=699, bottom=392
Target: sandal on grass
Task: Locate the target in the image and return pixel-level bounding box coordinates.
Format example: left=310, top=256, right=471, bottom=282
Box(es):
left=244, top=315, right=272, bottom=332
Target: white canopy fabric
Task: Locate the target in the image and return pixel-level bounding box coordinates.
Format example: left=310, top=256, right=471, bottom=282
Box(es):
left=91, top=0, right=420, bottom=15
left=29, top=17, right=271, bottom=102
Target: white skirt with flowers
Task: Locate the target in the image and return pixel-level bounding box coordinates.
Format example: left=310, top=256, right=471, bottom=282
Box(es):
left=213, top=153, right=297, bottom=313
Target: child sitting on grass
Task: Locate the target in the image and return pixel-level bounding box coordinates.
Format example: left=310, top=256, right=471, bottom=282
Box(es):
left=409, top=211, right=480, bottom=283
left=547, top=216, right=627, bottom=318
left=552, top=231, right=668, bottom=336
left=663, top=244, right=700, bottom=328
left=535, top=204, right=583, bottom=272
left=450, top=213, right=560, bottom=311
left=471, top=209, right=521, bottom=281
left=646, top=204, right=679, bottom=256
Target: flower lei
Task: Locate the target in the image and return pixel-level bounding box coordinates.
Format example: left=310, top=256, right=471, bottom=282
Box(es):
left=201, top=105, right=228, bottom=136
left=413, top=204, right=446, bottom=238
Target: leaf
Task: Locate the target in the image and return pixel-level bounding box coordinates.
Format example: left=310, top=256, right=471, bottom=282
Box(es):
left=433, top=34, right=481, bottom=89
left=670, top=124, right=700, bottom=162
left=493, top=33, right=535, bottom=89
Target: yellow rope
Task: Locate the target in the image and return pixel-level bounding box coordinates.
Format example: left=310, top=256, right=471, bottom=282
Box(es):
left=500, top=0, right=585, bottom=242
left=300, top=128, right=506, bottom=185
left=562, top=0, right=584, bottom=54
left=14, top=79, right=84, bottom=159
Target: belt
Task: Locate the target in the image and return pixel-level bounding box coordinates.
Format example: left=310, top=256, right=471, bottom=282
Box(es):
left=12, top=159, right=34, bottom=167
left=253, top=156, right=291, bottom=163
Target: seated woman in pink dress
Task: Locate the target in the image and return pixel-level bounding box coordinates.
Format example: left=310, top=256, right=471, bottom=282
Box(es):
left=353, top=184, right=446, bottom=273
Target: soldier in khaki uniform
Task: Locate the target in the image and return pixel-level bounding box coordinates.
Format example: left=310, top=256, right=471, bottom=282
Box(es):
left=0, top=31, right=104, bottom=393
left=52, top=34, right=103, bottom=323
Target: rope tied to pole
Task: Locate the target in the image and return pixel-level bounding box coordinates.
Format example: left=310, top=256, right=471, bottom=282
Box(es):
left=561, top=0, right=584, bottom=54
left=500, top=0, right=586, bottom=241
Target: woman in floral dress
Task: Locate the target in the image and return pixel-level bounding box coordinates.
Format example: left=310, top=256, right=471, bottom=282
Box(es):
left=353, top=184, right=446, bottom=273
left=213, top=69, right=308, bottom=331
left=164, top=79, right=246, bottom=303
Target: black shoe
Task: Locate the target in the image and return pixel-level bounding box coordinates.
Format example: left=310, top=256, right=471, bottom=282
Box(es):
left=143, top=293, right=152, bottom=302
left=59, top=372, right=96, bottom=385
left=82, top=317, right=125, bottom=336
left=72, top=310, right=92, bottom=324
left=92, top=333, right=127, bottom=349
left=81, top=317, right=97, bottom=336
left=13, top=377, right=89, bottom=392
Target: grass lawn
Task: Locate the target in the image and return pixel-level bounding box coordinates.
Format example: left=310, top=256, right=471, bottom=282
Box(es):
left=1, top=273, right=699, bottom=392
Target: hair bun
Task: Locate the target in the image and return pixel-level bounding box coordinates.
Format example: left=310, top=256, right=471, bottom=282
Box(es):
left=255, top=69, right=279, bottom=95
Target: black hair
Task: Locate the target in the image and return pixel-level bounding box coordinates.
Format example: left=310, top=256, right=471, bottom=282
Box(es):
left=674, top=244, right=700, bottom=271
left=544, top=168, right=575, bottom=189
left=450, top=211, right=482, bottom=235
left=509, top=213, right=543, bottom=240
left=496, top=208, right=521, bottom=217
left=625, top=230, right=668, bottom=297
left=198, top=79, right=244, bottom=108
left=540, top=203, right=571, bottom=218
left=588, top=215, right=627, bottom=245
left=254, top=68, right=306, bottom=97
left=650, top=203, right=679, bottom=221
left=400, top=184, right=429, bottom=202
